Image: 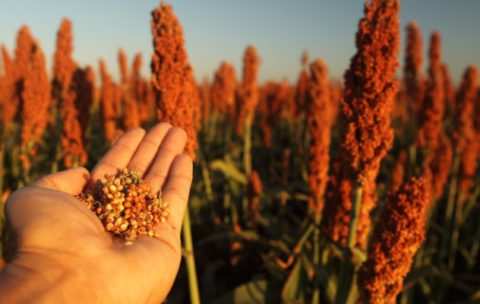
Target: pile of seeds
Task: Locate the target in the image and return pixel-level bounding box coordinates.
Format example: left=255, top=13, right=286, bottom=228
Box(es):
left=77, top=168, right=169, bottom=243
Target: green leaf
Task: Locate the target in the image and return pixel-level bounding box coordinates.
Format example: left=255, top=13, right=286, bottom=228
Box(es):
left=281, top=259, right=307, bottom=302
left=210, top=159, right=247, bottom=185
left=235, top=229, right=260, bottom=241
left=351, top=247, right=367, bottom=266
left=335, top=260, right=354, bottom=304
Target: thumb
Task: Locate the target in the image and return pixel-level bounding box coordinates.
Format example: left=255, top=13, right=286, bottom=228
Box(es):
left=34, top=168, right=90, bottom=195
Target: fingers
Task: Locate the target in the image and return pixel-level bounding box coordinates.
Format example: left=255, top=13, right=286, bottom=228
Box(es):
left=91, top=128, right=145, bottom=180
left=144, top=128, right=187, bottom=193
left=127, top=123, right=172, bottom=177
left=34, top=167, right=90, bottom=195
left=161, top=154, right=193, bottom=230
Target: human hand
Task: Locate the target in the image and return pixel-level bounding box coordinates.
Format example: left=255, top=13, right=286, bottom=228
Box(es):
left=0, top=123, right=192, bottom=303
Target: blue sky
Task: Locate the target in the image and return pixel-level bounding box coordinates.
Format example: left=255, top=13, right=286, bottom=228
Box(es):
left=1, top=0, right=479, bottom=83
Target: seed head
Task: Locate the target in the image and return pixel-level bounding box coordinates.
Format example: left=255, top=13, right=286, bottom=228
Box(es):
left=307, top=59, right=333, bottom=216
left=358, top=176, right=430, bottom=304
left=236, top=45, right=261, bottom=134
left=151, top=2, right=198, bottom=159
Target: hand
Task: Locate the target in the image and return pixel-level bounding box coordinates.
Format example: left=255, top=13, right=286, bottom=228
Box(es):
left=0, top=123, right=193, bottom=303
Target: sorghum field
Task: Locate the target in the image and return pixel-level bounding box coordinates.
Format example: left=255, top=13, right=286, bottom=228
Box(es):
left=1, top=0, right=480, bottom=303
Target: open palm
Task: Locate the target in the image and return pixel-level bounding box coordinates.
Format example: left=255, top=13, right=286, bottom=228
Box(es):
left=2, top=123, right=192, bottom=303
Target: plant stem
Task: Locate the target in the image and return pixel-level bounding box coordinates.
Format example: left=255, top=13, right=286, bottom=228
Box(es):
left=200, top=158, right=213, bottom=202
left=182, top=208, right=201, bottom=304
left=243, top=117, right=252, bottom=176
left=348, top=184, right=363, bottom=249
left=441, top=154, right=459, bottom=263
left=311, top=212, right=322, bottom=304
left=448, top=192, right=463, bottom=270
left=445, top=155, right=460, bottom=223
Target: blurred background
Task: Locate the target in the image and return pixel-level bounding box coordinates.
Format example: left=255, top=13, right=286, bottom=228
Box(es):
left=0, top=0, right=479, bottom=82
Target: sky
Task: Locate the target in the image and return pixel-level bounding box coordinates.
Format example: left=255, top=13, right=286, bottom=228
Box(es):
left=0, top=0, right=479, bottom=84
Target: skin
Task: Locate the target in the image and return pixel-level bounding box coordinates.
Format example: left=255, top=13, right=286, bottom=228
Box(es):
left=0, top=123, right=193, bottom=303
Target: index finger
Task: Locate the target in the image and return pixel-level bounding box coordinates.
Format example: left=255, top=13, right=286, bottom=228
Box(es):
left=160, top=154, right=193, bottom=231
left=91, top=128, right=145, bottom=180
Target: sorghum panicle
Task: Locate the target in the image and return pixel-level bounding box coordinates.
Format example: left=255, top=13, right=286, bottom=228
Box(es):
left=20, top=41, right=51, bottom=169
left=416, top=32, right=445, bottom=152
left=131, top=53, right=154, bottom=123
left=258, top=81, right=291, bottom=147
left=358, top=177, right=430, bottom=304
left=0, top=46, right=16, bottom=127
left=211, top=61, right=237, bottom=116
left=429, top=134, right=453, bottom=199
left=442, top=64, right=455, bottom=107
left=118, top=49, right=140, bottom=130
left=341, top=0, right=399, bottom=184
left=99, top=59, right=118, bottom=142
left=454, top=66, right=478, bottom=195
left=72, top=66, right=95, bottom=136
left=54, top=19, right=87, bottom=167
left=151, top=2, right=198, bottom=159
left=307, top=59, right=333, bottom=216
left=404, top=21, right=424, bottom=119
left=236, top=45, right=260, bottom=134
left=323, top=0, right=400, bottom=248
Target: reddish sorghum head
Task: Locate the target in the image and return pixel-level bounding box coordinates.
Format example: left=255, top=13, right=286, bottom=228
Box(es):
left=322, top=162, right=354, bottom=245
left=0, top=46, right=16, bottom=128
left=99, top=59, right=118, bottom=142
left=118, top=48, right=129, bottom=85
left=453, top=66, right=477, bottom=152
left=211, top=61, right=237, bottom=116
left=404, top=21, right=424, bottom=119
left=15, top=26, right=36, bottom=78
left=20, top=42, right=51, bottom=166
left=454, top=66, right=478, bottom=195
left=258, top=81, right=291, bottom=146
left=151, top=2, right=198, bottom=159
left=180, top=64, right=200, bottom=157
left=116, top=49, right=140, bottom=130
left=11, top=26, right=36, bottom=129
left=131, top=53, right=154, bottom=123
left=122, top=94, right=140, bottom=130
left=358, top=176, right=430, bottom=304
left=323, top=0, right=400, bottom=248
left=85, top=65, right=97, bottom=107
left=236, top=45, right=261, bottom=134
left=416, top=32, right=445, bottom=152
left=340, top=0, right=399, bottom=184
left=72, top=66, right=95, bottom=136
left=292, top=51, right=310, bottom=118
left=151, top=1, right=187, bottom=120
left=442, top=64, right=455, bottom=107
left=53, top=19, right=87, bottom=167
left=429, top=134, right=453, bottom=199
left=53, top=18, right=75, bottom=95
left=294, top=68, right=309, bottom=119
left=307, top=59, right=333, bottom=216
